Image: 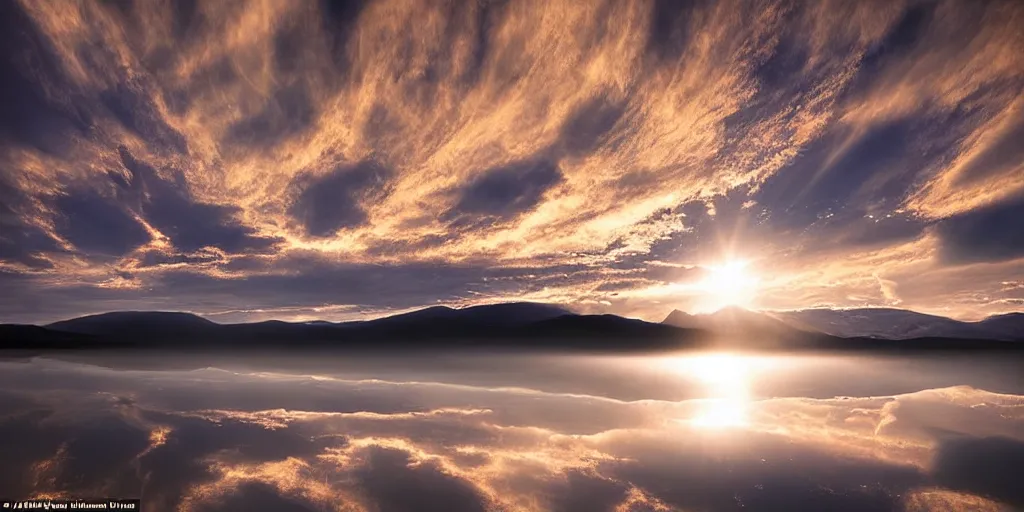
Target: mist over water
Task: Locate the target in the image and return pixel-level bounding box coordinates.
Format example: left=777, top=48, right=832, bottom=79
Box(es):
left=1, top=349, right=1022, bottom=511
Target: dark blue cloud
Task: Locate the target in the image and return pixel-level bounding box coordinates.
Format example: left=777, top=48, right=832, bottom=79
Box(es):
left=935, top=194, right=1024, bottom=265
left=160, top=57, right=238, bottom=116
left=0, top=2, right=93, bottom=156
left=644, top=0, right=706, bottom=61
left=826, top=213, right=928, bottom=249
left=224, top=83, right=316, bottom=148
left=711, top=114, right=961, bottom=254
left=444, top=160, right=562, bottom=228
left=849, top=3, right=936, bottom=95
left=52, top=189, right=151, bottom=257
left=0, top=181, right=61, bottom=269
left=951, top=114, right=1024, bottom=189
left=153, top=260, right=526, bottom=310
left=363, top=233, right=452, bottom=258
left=288, top=161, right=393, bottom=237
left=457, top=0, right=505, bottom=88
left=273, top=20, right=311, bottom=76
left=101, top=79, right=188, bottom=154
left=559, top=95, right=626, bottom=156
left=361, top=104, right=401, bottom=144
left=170, top=0, right=203, bottom=40
left=755, top=119, right=919, bottom=225
left=640, top=176, right=930, bottom=268
left=320, top=0, right=371, bottom=71
left=752, top=26, right=810, bottom=94
left=118, top=147, right=282, bottom=253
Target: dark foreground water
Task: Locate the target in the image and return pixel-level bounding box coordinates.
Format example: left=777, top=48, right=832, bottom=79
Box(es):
left=1, top=350, right=1023, bottom=511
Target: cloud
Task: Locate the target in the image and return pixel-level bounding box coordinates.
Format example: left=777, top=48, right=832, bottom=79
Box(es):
left=444, top=160, right=563, bottom=229
left=558, top=95, right=626, bottom=156
left=52, top=188, right=151, bottom=257
left=101, top=79, right=188, bottom=154
left=117, top=147, right=282, bottom=254
left=934, top=194, right=1024, bottom=265
left=288, top=161, right=393, bottom=238
left=224, top=83, right=316, bottom=150
left=0, top=0, right=1021, bottom=322
left=0, top=183, right=61, bottom=270
left=0, top=1, right=93, bottom=156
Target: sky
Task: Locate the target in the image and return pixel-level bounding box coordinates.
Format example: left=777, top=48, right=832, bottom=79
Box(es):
left=0, top=0, right=1022, bottom=324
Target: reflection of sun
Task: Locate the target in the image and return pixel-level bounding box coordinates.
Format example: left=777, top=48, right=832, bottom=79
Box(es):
left=696, top=260, right=760, bottom=313
left=692, top=398, right=747, bottom=429
left=663, top=354, right=752, bottom=429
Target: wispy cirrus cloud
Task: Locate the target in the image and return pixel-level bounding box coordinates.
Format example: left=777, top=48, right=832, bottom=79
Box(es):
left=0, top=0, right=1021, bottom=322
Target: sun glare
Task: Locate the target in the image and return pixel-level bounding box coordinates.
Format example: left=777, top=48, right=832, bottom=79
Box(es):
left=662, top=354, right=755, bottom=429
left=697, top=260, right=760, bottom=312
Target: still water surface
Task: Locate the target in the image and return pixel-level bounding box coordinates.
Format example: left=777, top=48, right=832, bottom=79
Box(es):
left=1, top=350, right=1022, bottom=511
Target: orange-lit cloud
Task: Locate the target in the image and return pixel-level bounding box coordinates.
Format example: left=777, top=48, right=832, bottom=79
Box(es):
left=0, top=0, right=1021, bottom=323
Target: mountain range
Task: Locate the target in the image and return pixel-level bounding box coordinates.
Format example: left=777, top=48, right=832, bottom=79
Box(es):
left=0, top=303, right=1021, bottom=353
left=764, top=308, right=1024, bottom=341
left=3, top=303, right=705, bottom=351
left=662, top=307, right=1023, bottom=342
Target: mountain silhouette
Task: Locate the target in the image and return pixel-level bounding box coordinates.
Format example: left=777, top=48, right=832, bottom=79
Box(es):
left=662, top=306, right=814, bottom=347
left=359, top=302, right=574, bottom=330
left=1, top=303, right=1021, bottom=353
left=47, top=311, right=218, bottom=337
left=770, top=308, right=1024, bottom=341
left=975, top=312, right=1024, bottom=341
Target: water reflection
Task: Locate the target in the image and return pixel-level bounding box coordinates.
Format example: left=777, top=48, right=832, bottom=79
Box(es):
left=0, top=352, right=1021, bottom=511
left=663, top=354, right=754, bottom=429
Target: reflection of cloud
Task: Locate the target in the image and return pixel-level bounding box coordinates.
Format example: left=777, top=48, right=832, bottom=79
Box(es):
left=0, top=0, right=1021, bottom=322
left=902, top=488, right=1015, bottom=512
left=931, top=436, right=1024, bottom=509
left=1, top=357, right=1023, bottom=510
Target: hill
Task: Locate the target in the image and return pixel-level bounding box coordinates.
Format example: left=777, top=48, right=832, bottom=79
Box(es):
left=770, top=308, right=1023, bottom=341
left=662, top=306, right=820, bottom=348
left=47, top=311, right=219, bottom=337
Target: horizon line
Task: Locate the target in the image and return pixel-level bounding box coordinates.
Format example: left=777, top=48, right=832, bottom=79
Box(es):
left=10, top=303, right=1022, bottom=327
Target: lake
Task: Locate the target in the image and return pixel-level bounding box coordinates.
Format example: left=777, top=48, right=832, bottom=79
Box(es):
left=1, top=350, right=1022, bottom=511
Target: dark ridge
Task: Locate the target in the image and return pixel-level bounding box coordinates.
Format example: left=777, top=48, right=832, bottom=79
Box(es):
left=1, top=303, right=1020, bottom=355
left=769, top=307, right=1024, bottom=341
left=662, top=306, right=819, bottom=347
left=47, top=311, right=218, bottom=336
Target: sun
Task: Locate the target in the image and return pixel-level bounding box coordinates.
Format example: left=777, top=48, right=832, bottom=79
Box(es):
left=696, top=259, right=760, bottom=312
